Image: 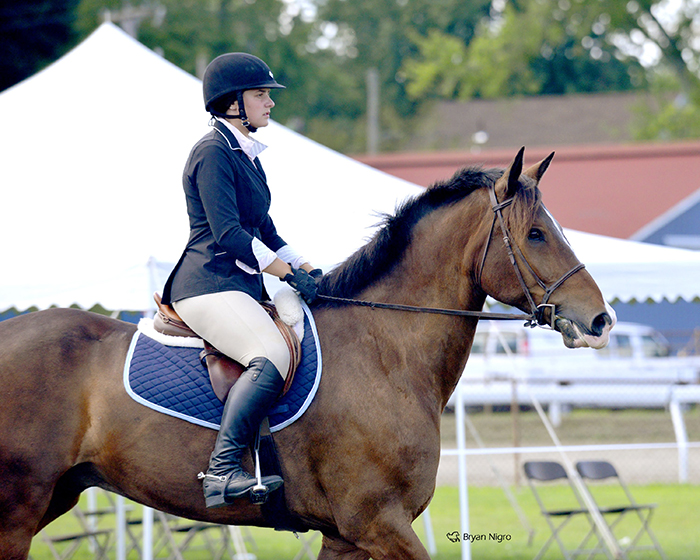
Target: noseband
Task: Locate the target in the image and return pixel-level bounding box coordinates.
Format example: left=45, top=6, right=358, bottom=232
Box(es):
left=477, top=184, right=585, bottom=328
left=316, top=184, right=585, bottom=328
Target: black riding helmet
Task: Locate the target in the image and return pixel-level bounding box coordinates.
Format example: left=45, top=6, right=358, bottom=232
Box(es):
left=203, top=53, right=285, bottom=132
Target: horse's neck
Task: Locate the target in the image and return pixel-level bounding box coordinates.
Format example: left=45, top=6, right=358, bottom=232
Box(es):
left=359, top=285, right=484, bottom=410
left=356, top=205, right=488, bottom=409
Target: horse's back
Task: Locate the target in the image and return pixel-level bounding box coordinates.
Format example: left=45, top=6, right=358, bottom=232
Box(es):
left=1, top=307, right=135, bottom=386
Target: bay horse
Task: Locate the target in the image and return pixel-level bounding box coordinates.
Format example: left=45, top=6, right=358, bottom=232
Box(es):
left=0, top=148, right=614, bottom=559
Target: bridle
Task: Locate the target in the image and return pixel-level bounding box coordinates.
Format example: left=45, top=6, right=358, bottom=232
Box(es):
left=476, top=184, right=585, bottom=328
left=316, top=184, right=585, bottom=329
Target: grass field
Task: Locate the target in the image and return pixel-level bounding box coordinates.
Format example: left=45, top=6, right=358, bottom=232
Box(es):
left=29, top=408, right=700, bottom=559
left=418, top=483, right=700, bottom=559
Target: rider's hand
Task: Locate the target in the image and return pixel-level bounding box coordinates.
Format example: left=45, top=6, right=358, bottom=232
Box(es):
left=283, top=268, right=319, bottom=304
left=308, top=268, right=323, bottom=283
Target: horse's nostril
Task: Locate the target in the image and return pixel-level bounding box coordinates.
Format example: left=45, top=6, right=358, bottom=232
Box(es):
left=591, top=312, right=610, bottom=337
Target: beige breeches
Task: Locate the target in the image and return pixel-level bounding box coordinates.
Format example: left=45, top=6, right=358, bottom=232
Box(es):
left=173, top=291, right=289, bottom=379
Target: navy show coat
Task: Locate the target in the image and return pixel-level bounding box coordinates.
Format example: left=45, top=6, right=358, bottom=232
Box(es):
left=162, top=120, right=287, bottom=304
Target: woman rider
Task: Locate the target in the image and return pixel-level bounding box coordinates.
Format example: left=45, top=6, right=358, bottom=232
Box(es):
left=161, top=53, right=321, bottom=508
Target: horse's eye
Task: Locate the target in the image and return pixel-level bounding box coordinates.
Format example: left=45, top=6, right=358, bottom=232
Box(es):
left=528, top=228, right=545, bottom=242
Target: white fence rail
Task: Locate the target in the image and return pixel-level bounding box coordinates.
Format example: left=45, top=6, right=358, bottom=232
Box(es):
left=448, top=380, right=700, bottom=409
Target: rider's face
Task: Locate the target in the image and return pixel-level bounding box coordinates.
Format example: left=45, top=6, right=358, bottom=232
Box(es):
left=229, top=88, right=275, bottom=133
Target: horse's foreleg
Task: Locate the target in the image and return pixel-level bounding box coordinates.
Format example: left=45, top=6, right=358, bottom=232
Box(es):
left=319, top=530, right=430, bottom=560
left=0, top=527, right=33, bottom=560
left=317, top=534, right=370, bottom=560
left=319, top=518, right=430, bottom=560
left=0, top=508, right=42, bottom=560
left=0, top=482, right=80, bottom=560
left=0, top=494, right=46, bottom=560
left=0, top=472, right=55, bottom=560
left=344, top=513, right=432, bottom=560
left=358, top=531, right=431, bottom=560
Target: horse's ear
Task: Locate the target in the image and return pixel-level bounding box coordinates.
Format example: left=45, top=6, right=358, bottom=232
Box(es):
left=503, top=146, right=525, bottom=198
left=523, top=151, right=555, bottom=184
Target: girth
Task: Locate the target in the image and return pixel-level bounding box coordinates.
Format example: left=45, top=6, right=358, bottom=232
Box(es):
left=152, top=293, right=301, bottom=401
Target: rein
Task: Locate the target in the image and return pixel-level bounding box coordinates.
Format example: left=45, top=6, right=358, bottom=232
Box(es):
left=315, top=294, right=532, bottom=322
left=478, top=184, right=585, bottom=328
left=317, top=184, right=586, bottom=329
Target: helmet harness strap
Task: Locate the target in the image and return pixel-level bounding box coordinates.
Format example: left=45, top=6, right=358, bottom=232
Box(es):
left=208, top=91, right=257, bottom=133
left=235, top=90, right=257, bottom=133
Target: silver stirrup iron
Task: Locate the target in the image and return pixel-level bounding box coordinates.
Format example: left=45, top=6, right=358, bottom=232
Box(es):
left=250, top=429, right=270, bottom=504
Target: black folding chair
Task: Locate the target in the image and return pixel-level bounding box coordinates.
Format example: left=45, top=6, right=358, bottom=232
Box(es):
left=576, top=461, right=668, bottom=560
left=523, top=461, right=612, bottom=560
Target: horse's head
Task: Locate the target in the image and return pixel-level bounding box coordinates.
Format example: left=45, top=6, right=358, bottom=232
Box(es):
left=477, top=147, right=615, bottom=349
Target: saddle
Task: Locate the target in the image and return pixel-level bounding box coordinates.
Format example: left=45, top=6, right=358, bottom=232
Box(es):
left=152, top=293, right=301, bottom=402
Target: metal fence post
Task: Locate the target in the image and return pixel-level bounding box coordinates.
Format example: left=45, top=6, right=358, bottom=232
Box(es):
left=669, top=397, right=689, bottom=483
left=455, top=383, right=471, bottom=560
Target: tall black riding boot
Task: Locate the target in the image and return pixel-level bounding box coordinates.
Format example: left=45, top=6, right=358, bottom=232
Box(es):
left=199, top=357, right=285, bottom=508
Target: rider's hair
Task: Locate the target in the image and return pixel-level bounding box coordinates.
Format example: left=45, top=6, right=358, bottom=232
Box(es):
left=209, top=91, right=239, bottom=117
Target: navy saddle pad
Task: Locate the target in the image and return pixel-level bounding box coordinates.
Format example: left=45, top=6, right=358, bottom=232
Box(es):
left=123, top=305, right=321, bottom=432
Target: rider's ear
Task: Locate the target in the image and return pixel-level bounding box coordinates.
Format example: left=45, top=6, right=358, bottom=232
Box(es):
left=523, top=151, right=555, bottom=184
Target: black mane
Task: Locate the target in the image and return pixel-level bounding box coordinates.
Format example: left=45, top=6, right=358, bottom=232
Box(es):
left=317, top=166, right=503, bottom=301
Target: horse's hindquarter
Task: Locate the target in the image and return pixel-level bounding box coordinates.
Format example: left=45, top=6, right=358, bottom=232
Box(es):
left=0, top=309, right=270, bottom=540
left=0, top=309, right=137, bottom=534
left=0, top=309, right=130, bottom=464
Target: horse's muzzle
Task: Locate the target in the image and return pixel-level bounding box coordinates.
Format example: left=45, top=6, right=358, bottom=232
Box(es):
left=555, top=303, right=616, bottom=349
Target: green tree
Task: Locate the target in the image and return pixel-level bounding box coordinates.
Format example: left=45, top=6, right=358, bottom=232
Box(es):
left=0, top=0, right=80, bottom=92
left=631, top=70, right=700, bottom=141
left=593, top=0, right=700, bottom=97
left=403, top=0, right=700, bottom=142
left=74, top=0, right=364, bottom=146
left=403, top=0, right=646, bottom=101
left=593, top=0, right=700, bottom=141
left=75, top=0, right=296, bottom=91
left=311, top=0, right=493, bottom=151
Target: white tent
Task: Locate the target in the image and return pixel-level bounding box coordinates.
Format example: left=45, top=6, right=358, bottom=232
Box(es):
left=1, top=22, right=700, bottom=313
left=565, top=230, right=700, bottom=303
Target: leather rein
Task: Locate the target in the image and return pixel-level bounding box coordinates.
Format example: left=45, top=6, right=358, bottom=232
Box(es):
left=316, top=184, right=586, bottom=329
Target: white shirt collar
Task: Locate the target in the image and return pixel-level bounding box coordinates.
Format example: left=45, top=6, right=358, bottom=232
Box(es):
left=215, top=117, right=267, bottom=162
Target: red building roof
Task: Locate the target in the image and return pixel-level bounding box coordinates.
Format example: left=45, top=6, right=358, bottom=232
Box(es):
left=355, top=141, right=700, bottom=239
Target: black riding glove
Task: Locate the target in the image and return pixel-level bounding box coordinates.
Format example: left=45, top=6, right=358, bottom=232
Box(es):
left=309, top=268, right=323, bottom=282
left=283, top=268, right=319, bottom=304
